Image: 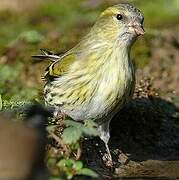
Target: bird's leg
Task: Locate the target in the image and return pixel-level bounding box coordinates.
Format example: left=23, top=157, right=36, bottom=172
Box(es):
left=98, top=120, right=112, bottom=163
left=53, top=109, right=59, bottom=117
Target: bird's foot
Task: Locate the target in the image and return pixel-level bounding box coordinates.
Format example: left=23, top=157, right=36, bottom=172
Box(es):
left=102, top=143, right=113, bottom=167
left=102, top=152, right=113, bottom=167
left=117, top=150, right=129, bottom=165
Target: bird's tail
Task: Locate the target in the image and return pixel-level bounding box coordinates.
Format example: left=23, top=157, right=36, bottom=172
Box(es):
left=32, top=49, right=60, bottom=62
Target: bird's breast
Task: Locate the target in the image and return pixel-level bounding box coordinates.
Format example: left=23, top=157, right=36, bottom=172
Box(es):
left=86, top=48, right=135, bottom=119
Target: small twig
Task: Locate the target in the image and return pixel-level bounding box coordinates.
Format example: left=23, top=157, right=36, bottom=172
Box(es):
left=47, top=127, right=69, bottom=153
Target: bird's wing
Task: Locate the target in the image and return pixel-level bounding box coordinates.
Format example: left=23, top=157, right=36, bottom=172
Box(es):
left=44, top=52, right=77, bottom=81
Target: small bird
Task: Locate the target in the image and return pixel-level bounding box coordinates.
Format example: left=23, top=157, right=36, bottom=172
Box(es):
left=0, top=104, right=52, bottom=180
left=33, top=4, right=144, bottom=162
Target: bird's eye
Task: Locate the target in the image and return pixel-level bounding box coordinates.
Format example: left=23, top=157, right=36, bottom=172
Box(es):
left=116, top=14, right=123, bottom=20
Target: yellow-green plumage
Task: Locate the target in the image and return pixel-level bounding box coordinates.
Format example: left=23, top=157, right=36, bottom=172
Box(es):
left=38, top=3, right=144, bottom=161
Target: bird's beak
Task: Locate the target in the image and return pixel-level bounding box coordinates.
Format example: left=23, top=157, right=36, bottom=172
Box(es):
left=128, top=23, right=145, bottom=36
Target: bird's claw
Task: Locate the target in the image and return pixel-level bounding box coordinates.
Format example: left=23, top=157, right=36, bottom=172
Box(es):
left=103, top=153, right=113, bottom=167
left=118, top=150, right=129, bottom=165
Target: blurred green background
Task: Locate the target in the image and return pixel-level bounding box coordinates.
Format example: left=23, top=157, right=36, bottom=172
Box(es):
left=0, top=0, right=179, bottom=107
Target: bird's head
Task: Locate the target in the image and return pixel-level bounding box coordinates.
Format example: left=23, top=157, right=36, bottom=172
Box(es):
left=92, top=4, right=144, bottom=46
